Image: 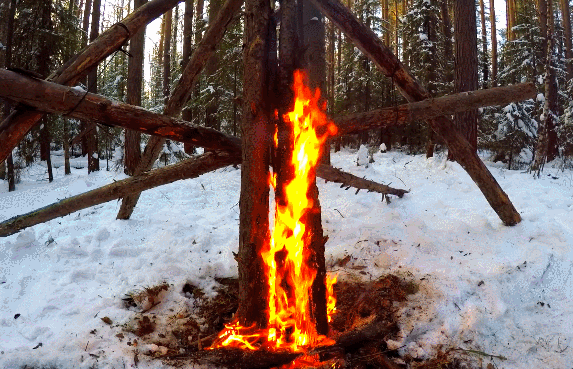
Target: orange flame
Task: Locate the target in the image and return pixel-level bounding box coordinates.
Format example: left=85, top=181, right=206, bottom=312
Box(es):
left=211, top=70, right=337, bottom=354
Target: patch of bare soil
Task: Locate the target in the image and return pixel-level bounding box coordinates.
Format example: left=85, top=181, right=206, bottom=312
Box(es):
left=122, top=275, right=476, bottom=369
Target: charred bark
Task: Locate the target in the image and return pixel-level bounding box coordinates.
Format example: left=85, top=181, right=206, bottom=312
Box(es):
left=235, top=0, right=272, bottom=329
left=0, top=0, right=184, bottom=164
left=308, top=0, right=522, bottom=226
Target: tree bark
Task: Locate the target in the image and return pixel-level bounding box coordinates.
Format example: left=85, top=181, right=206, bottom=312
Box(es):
left=0, top=68, right=535, bottom=150
left=309, top=0, right=522, bottom=226
left=332, top=83, right=536, bottom=135
left=479, top=0, right=488, bottom=88
left=302, top=0, right=329, bottom=335
left=316, top=165, right=408, bottom=197
left=452, top=0, right=479, bottom=154
left=0, top=0, right=184, bottom=165
left=3, top=0, right=17, bottom=192
left=440, top=0, right=453, bottom=84
left=560, top=0, right=573, bottom=80
left=182, top=0, right=195, bottom=154
left=0, top=152, right=238, bottom=237
left=531, top=0, right=558, bottom=172
left=234, top=0, right=272, bottom=329
left=489, top=0, right=497, bottom=86
left=125, top=0, right=147, bottom=176
left=86, top=0, right=102, bottom=173
left=163, top=9, right=173, bottom=103
left=116, top=0, right=244, bottom=219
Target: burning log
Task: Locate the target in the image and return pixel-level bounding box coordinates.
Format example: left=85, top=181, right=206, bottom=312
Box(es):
left=0, top=0, right=184, bottom=164
left=309, top=0, right=522, bottom=226
left=0, top=152, right=238, bottom=237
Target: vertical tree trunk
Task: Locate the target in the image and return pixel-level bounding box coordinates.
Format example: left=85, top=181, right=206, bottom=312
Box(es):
left=302, top=0, right=329, bottom=335
left=87, top=0, right=101, bottom=173
left=236, top=0, right=271, bottom=329
left=479, top=0, right=488, bottom=88
left=452, top=0, right=478, bottom=156
left=38, top=0, right=54, bottom=182
left=382, top=0, right=389, bottom=46
left=125, top=0, right=147, bottom=176
left=537, top=0, right=548, bottom=64
left=183, top=0, right=195, bottom=154
left=163, top=9, right=173, bottom=103
left=192, top=0, right=205, bottom=126
left=560, top=0, right=572, bottom=80
left=205, top=0, right=223, bottom=132
left=532, top=0, right=558, bottom=172
left=63, top=118, right=71, bottom=175
left=489, top=0, right=497, bottom=86
left=3, top=0, right=17, bottom=191
left=440, top=0, right=453, bottom=85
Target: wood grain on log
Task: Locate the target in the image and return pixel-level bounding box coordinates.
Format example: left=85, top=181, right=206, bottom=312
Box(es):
left=0, top=0, right=184, bottom=164
left=309, top=0, right=522, bottom=226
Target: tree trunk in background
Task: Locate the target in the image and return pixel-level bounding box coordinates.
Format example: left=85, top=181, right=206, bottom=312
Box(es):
left=451, top=0, right=478, bottom=158
left=87, top=0, right=101, bottom=173
left=479, top=0, right=488, bottom=88
left=63, top=118, right=71, bottom=175
left=205, top=0, right=223, bottom=133
left=79, top=0, right=93, bottom=156
left=3, top=0, right=17, bottom=191
left=560, top=0, right=572, bottom=80
left=236, top=0, right=271, bottom=329
left=489, top=0, right=497, bottom=86
left=163, top=9, right=172, bottom=103
left=537, top=0, right=548, bottom=64
left=532, top=0, right=558, bottom=172
left=440, top=0, right=453, bottom=85
left=38, top=0, right=54, bottom=182
left=183, top=0, right=195, bottom=154
left=302, top=0, right=329, bottom=335
left=125, top=0, right=147, bottom=176
left=382, top=0, right=389, bottom=46
left=192, top=0, right=205, bottom=126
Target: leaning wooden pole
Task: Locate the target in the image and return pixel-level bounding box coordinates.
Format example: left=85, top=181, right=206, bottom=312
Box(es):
left=0, top=152, right=238, bottom=237
left=0, top=0, right=184, bottom=164
left=0, top=68, right=535, bottom=146
left=309, top=0, right=522, bottom=225
left=333, top=83, right=536, bottom=135
left=116, top=0, right=244, bottom=219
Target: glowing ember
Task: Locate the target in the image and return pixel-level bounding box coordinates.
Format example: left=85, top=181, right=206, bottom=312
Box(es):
left=211, top=70, right=338, bottom=354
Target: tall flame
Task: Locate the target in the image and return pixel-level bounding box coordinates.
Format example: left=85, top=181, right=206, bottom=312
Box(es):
left=211, top=70, right=337, bottom=353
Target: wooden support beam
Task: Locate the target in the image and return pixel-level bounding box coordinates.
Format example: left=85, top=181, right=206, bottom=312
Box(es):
left=0, top=68, right=243, bottom=154
left=0, top=152, right=238, bottom=237
left=117, top=0, right=245, bottom=220
left=0, top=0, right=184, bottom=164
left=309, top=0, right=522, bottom=226
left=333, top=83, right=536, bottom=135
left=0, top=69, right=535, bottom=154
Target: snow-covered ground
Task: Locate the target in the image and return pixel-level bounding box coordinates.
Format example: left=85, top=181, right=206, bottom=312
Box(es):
left=1, top=149, right=573, bottom=368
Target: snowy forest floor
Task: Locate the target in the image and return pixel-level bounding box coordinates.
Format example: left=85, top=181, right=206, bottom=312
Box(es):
left=1, top=148, right=573, bottom=369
